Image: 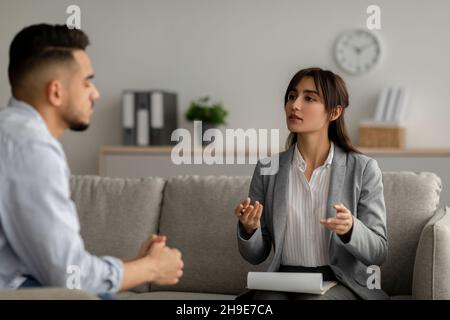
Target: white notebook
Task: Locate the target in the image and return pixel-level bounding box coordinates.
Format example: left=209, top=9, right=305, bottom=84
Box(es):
left=247, top=272, right=337, bottom=295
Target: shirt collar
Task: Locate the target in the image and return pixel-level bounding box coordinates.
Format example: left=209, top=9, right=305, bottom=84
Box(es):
left=7, top=97, right=55, bottom=139
left=293, top=141, right=334, bottom=172
left=8, top=97, right=46, bottom=123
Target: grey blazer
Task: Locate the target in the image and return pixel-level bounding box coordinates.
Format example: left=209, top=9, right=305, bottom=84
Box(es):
left=237, top=144, right=389, bottom=300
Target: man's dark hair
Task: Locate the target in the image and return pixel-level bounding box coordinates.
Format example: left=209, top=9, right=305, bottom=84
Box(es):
left=8, top=24, right=90, bottom=96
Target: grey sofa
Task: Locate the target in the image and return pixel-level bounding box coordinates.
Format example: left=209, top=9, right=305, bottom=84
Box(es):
left=0, top=171, right=449, bottom=300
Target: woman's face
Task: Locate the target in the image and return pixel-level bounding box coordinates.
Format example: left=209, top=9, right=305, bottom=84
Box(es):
left=285, top=76, right=330, bottom=135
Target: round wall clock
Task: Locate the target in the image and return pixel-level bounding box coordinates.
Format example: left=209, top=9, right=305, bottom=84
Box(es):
left=334, top=29, right=382, bottom=75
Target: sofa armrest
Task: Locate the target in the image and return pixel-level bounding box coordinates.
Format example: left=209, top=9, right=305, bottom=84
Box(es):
left=412, top=206, right=450, bottom=299
left=0, top=288, right=98, bottom=300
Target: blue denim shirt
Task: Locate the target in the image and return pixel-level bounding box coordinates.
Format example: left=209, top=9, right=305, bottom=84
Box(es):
left=0, top=98, right=123, bottom=293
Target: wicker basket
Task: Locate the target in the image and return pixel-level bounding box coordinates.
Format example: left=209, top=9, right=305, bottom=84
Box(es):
left=358, top=126, right=405, bottom=149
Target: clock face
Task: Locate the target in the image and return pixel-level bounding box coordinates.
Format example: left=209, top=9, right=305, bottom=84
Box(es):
left=334, top=29, right=381, bottom=75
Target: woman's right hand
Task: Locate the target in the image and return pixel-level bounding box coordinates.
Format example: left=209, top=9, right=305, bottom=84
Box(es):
left=234, top=197, right=263, bottom=236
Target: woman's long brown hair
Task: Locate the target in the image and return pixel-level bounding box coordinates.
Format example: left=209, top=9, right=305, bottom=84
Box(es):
left=284, top=67, right=360, bottom=154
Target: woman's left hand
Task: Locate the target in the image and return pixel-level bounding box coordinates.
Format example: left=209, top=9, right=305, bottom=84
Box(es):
left=320, top=203, right=353, bottom=236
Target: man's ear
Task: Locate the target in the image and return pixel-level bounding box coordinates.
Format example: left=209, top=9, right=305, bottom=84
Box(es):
left=330, top=105, right=343, bottom=121
left=46, top=80, right=64, bottom=108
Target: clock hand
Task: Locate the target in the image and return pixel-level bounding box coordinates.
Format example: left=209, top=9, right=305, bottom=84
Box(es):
left=358, top=43, right=373, bottom=52
left=351, top=45, right=362, bottom=55
left=351, top=42, right=374, bottom=55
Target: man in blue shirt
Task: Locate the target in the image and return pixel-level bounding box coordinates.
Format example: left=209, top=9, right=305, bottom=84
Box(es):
left=0, top=24, right=183, bottom=295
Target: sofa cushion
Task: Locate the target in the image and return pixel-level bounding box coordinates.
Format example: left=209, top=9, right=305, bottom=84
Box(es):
left=154, top=176, right=271, bottom=295
left=389, top=295, right=412, bottom=300
left=380, top=172, right=442, bottom=296
left=117, top=291, right=235, bottom=300
left=0, top=288, right=98, bottom=300
left=412, top=207, right=450, bottom=299
left=70, top=175, right=166, bottom=292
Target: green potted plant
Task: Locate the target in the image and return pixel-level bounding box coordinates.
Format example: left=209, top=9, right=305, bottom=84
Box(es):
left=185, top=96, right=228, bottom=145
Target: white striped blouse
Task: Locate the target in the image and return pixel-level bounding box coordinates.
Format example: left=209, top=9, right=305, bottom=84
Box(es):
left=281, top=142, right=334, bottom=267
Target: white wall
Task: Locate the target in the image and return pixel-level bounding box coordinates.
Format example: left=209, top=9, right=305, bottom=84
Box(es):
left=1, top=0, right=449, bottom=174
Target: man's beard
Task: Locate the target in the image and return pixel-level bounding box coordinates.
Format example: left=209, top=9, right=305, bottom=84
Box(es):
left=64, top=102, right=92, bottom=132
left=69, top=121, right=90, bottom=132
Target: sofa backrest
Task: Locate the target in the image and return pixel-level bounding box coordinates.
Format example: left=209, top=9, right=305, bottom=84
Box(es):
left=381, top=172, right=441, bottom=296
left=70, top=175, right=166, bottom=292
left=70, top=171, right=442, bottom=297
left=153, top=176, right=271, bottom=295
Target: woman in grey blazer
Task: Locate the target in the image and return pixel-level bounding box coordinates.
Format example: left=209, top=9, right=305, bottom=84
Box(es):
left=234, top=67, right=388, bottom=300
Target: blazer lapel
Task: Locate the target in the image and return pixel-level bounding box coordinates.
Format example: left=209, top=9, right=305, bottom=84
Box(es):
left=326, top=146, right=347, bottom=246
left=272, top=145, right=294, bottom=252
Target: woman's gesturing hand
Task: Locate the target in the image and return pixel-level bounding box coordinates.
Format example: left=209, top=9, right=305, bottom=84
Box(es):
left=320, top=203, right=354, bottom=238
left=234, top=197, right=263, bottom=236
